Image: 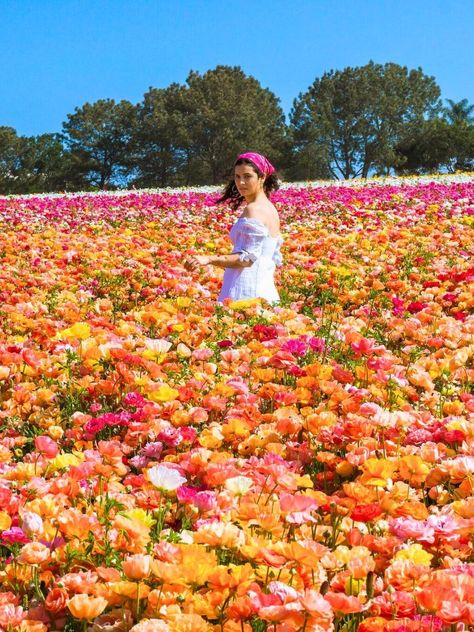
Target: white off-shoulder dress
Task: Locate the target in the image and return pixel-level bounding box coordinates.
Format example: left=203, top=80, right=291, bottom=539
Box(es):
left=218, top=217, right=283, bottom=304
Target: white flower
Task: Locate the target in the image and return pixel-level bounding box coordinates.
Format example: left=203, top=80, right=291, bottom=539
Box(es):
left=144, top=338, right=172, bottom=353
left=176, top=343, right=191, bottom=358
left=147, top=465, right=186, bottom=491
left=21, top=511, right=44, bottom=536
left=225, top=475, right=253, bottom=496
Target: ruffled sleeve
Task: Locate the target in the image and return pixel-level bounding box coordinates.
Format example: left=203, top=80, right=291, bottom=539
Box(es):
left=272, top=236, right=283, bottom=267
left=231, top=218, right=268, bottom=263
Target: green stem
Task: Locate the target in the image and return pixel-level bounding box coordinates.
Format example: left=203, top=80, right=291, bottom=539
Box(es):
left=135, top=582, right=141, bottom=622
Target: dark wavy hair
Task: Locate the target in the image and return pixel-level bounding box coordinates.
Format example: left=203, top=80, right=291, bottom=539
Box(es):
left=217, top=157, right=279, bottom=210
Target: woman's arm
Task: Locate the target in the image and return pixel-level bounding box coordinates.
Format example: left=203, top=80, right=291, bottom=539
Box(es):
left=185, top=253, right=252, bottom=271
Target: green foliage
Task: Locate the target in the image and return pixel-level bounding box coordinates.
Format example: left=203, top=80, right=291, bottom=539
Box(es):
left=290, top=61, right=442, bottom=179
left=131, top=83, right=191, bottom=187
left=396, top=118, right=474, bottom=174
left=1, top=64, right=473, bottom=193
left=62, top=98, right=137, bottom=188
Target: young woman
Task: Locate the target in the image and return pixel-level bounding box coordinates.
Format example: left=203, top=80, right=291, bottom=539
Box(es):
left=185, top=152, right=283, bottom=303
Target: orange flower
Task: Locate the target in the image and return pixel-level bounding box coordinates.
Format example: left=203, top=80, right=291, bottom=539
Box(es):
left=61, top=571, right=98, bottom=594
left=226, top=595, right=255, bottom=621
left=167, top=613, right=211, bottom=631
left=384, top=560, right=429, bottom=592
left=397, top=455, right=430, bottom=487
left=67, top=594, right=108, bottom=620
left=207, top=563, right=254, bottom=592
left=357, top=617, right=392, bottom=632
left=112, top=514, right=151, bottom=553
left=17, top=622, right=47, bottom=632
left=359, top=458, right=396, bottom=486
left=151, top=561, right=184, bottom=585
left=324, top=591, right=363, bottom=614
left=275, top=541, right=322, bottom=567
left=45, top=587, right=68, bottom=613
left=416, top=585, right=452, bottom=612
left=111, top=581, right=151, bottom=600
left=129, top=620, right=170, bottom=631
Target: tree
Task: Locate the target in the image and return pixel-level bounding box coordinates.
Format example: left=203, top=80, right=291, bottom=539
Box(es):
left=443, top=98, right=474, bottom=125
left=62, top=99, right=136, bottom=189
left=183, top=66, right=287, bottom=184
left=445, top=122, right=474, bottom=172
left=0, top=126, right=23, bottom=193
left=18, top=134, right=89, bottom=192
left=395, top=119, right=453, bottom=174
left=290, top=62, right=442, bottom=179
left=131, top=84, right=190, bottom=188
left=395, top=118, right=474, bottom=175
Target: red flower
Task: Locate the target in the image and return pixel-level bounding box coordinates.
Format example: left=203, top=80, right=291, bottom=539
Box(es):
left=407, top=301, right=428, bottom=313
left=350, top=503, right=383, bottom=522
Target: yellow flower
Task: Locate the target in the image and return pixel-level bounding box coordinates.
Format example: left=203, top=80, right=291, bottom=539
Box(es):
left=148, top=385, right=180, bottom=403
left=57, top=322, right=91, bottom=340
left=177, top=297, right=192, bottom=308
left=394, top=543, right=433, bottom=566
left=0, top=511, right=12, bottom=530
left=121, top=508, right=156, bottom=529
left=49, top=451, right=85, bottom=471
left=228, top=298, right=261, bottom=309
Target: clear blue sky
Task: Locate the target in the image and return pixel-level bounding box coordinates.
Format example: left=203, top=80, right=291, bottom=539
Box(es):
left=1, top=0, right=473, bottom=136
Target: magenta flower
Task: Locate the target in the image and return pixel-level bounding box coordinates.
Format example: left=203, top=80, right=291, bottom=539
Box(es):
left=1, top=527, right=30, bottom=545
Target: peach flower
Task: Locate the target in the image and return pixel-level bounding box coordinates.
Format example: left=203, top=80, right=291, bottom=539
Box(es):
left=122, top=554, right=152, bottom=580
left=17, top=542, right=51, bottom=565
left=67, top=594, right=108, bottom=620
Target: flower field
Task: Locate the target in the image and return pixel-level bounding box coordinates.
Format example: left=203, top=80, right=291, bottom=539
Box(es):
left=0, top=175, right=473, bottom=631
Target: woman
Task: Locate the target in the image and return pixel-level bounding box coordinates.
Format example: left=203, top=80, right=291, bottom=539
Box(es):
left=185, top=152, right=283, bottom=304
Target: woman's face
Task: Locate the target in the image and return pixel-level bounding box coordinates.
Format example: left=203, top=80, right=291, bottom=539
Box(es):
left=234, top=163, right=263, bottom=197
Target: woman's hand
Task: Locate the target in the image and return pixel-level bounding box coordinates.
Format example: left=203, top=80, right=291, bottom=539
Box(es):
left=184, top=254, right=210, bottom=271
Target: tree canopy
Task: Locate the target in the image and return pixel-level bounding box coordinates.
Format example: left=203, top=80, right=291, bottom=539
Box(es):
left=0, top=63, right=472, bottom=193
left=290, top=62, right=442, bottom=179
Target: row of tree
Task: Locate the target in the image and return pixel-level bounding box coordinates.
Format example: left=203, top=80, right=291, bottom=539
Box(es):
left=1, top=62, right=473, bottom=193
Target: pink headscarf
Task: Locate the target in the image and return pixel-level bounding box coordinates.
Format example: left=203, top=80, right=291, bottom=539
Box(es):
left=237, top=152, right=275, bottom=178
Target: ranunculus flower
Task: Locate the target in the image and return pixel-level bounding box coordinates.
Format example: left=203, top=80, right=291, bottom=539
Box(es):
left=129, top=620, right=170, bottom=632
left=67, top=595, right=108, bottom=620
left=147, top=464, right=186, bottom=491
left=350, top=503, right=383, bottom=522
left=122, top=554, right=152, bottom=580
left=1, top=527, right=30, bottom=545
left=17, top=542, right=50, bottom=565
left=21, top=511, right=44, bottom=536
left=45, top=587, right=68, bottom=613
left=225, top=475, right=253, bottom=496
left=34, top=436, right=59, bottom=458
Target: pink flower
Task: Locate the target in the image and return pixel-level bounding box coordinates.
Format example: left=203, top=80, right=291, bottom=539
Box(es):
left=84, top=417, right=107, bottom=435
left=389, top=517, right=435, bottom=543
left=282, top=338, right=308, bottom=357
left=1, top=527, right=30, bottom=545
left=141, top=442, right=163, bottom=458
left=192, top=348, right=213, bottom=361
left=308, top=336, right=326, bottom=352
left=34, top=436, right=59, bottom=458
left=123, top=391, right=147, bottom=407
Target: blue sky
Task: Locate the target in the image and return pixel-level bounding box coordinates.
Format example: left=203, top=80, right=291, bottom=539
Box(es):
left=1, top=0, right=473, bottom=136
